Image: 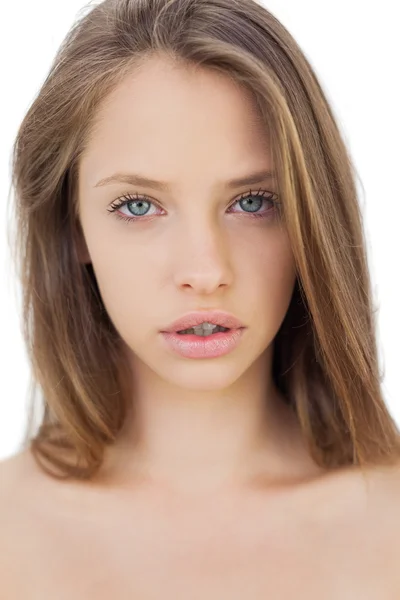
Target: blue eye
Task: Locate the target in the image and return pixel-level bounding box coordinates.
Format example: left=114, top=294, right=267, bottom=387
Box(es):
left=107, top=188, right=281, bottom=224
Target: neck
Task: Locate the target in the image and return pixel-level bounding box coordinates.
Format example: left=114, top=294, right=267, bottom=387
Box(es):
left=95, top=352, right=315, bottom=494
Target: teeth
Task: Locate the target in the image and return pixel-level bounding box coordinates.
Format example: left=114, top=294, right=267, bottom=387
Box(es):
left=193, top=323, right=217, bottom=335
left=196, top=322, right=217, bottom=330
left=178, top=322, right=229, bottom=336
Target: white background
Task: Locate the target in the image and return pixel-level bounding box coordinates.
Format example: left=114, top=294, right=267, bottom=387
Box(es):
left=1, top=0, right=399, bottom=461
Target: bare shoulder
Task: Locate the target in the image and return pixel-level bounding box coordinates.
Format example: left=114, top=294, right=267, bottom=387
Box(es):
left=355, top=460, right=400, bottom=560
left=356, top=460, right=400, bottom=505
left=0, top=446, right=61, bottom=529
left=324, top=460, right=400, bottom=554
left=0, top=449, right=46, bottom=593
left=0, top=449, right=32, bottom=508
left=325, top=459, right=400, bottom=513
left=0, top=447, right=38, bottom=528
left=366, top=460, right=400, bottom=519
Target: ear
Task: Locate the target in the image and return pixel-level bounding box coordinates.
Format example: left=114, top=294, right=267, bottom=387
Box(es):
left=73, top=219, right=91, bottom=265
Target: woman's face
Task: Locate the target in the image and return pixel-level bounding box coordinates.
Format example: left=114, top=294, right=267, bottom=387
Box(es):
left=77, top=56, right=297, bottom=393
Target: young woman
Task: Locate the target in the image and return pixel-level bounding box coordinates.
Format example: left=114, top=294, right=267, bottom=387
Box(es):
left=2, top=0, right=400, bottom=597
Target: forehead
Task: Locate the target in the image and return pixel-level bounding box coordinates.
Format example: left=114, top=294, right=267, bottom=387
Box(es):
left=80, top=57, right=273, bottom=189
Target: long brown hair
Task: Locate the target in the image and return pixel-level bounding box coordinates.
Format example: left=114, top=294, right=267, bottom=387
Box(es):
left=7, top=0, right=400, bottom=480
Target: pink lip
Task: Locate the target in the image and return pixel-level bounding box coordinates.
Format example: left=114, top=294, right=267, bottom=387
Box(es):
left=161, top=328, right=246, bottom=359
left=161, top=310, right=245, bottom=333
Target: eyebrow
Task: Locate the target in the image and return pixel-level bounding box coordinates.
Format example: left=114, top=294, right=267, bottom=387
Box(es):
left=94, top=169, right=276, bottom=191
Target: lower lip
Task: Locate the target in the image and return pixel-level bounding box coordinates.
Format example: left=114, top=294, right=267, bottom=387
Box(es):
left=161, top=328, right=245, bottom=359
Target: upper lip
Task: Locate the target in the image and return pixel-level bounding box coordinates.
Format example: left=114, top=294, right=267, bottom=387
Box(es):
left=161, top=311, right=245, bottom=333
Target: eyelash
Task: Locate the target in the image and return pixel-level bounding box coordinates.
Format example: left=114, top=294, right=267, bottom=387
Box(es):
left=107, top=188, right=281, bottom=225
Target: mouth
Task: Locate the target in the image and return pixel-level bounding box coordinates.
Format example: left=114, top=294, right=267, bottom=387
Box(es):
left=162, top=310, right=245, bottom=334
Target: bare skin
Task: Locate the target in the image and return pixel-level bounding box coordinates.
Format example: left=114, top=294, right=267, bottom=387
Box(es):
left=2, top=55, right=400, bottom=597
left=1, top=448, right=400, bottom=599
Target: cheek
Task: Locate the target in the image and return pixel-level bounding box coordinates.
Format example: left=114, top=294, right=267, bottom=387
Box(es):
left=242, top=233, right=297, bottom=325
left=244, top=230, right=296, bottom=291
left=266, top=249, right=297, bottom=297
left=93, top=260, right=152, bottom=316
left=91, top=263, right=153, bottom=347
left=81, top=230, right=154, bottom=333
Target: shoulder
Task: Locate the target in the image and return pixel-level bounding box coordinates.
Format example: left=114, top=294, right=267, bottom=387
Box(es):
left=355, top=461, right=400, bottom=509
left=326, top=460, right=400, bottom=518
left=357, top=462, right=400, bottom=582
left=0, top=447, right=65, bottom=527
left=0, top=451, right=27, bottom=594
left=362, top=461, right=400, bottom=526
left=306, top=462, right=400, bottom=594
left=0, top=447, right=41, bottom=532
left=0, top=447, right=41, bottom=500
left=0, top=449, right=31, bottom=513
left=330, top=461, right=400, bottom=568
left=0, top=449, right=51, bottom=594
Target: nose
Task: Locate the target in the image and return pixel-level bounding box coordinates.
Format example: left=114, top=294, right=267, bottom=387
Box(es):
left=173, top=223, right=233, bottom=295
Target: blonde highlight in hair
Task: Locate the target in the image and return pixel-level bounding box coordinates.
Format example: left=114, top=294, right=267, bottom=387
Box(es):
left=7, top=0, right=400, bottom=480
